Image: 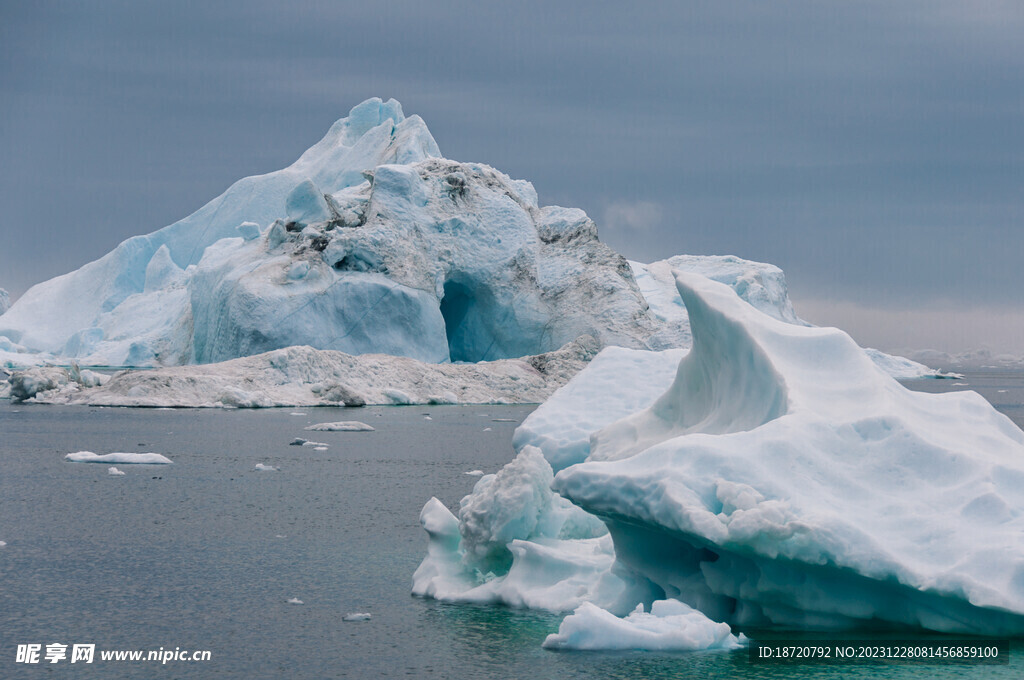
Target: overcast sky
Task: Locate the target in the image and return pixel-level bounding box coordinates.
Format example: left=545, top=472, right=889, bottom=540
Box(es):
left=2, top=1, right=1022, bottom=353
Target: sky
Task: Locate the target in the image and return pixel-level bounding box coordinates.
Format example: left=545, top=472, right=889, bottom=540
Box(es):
left=1, top=0, right=1022, bottom=354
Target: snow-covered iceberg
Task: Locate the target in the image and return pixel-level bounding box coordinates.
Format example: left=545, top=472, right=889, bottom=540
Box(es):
left=415, top=271, right=1024, bottom=641
left=0, top=288, right=10, bottom=316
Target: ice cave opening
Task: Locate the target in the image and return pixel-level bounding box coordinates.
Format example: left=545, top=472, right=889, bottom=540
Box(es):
left=440, top=279, right=490, bottom=363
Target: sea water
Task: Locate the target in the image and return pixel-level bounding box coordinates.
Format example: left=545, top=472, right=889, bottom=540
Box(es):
left=0, top=371, right=1022, bottom=679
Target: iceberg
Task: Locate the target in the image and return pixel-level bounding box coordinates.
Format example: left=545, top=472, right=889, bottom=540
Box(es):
left=415, top=270, right=1024, bottom=643
left=0, top=97, right=928, bottom=390
left=0, top=288, right=9, bottom=316
left=304, top=421, right=374, bottom=432
left=66, top=452, right=173, bottom=464
left=0, top=99, right=656, bottom=367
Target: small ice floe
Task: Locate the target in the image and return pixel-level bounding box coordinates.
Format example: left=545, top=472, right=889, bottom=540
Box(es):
left=66, top=451, right=173, bottom=464
left=289, top=438, right=307, bottom=446
left=482, top=427, right=492, bottom=432
left=275, top=534, right=287, bottom=538
left=998, top=389, right=1008, bottom=393
left=254, top=463, right=279, bottom=472
left=313, top=447, right=328, bottom=451
left=342, top=612, right=371, bottom=622
left=423, top=415, right=432, bottom=421
left=287, top=598, right=304, bottom=605
left=543, top=600, right=746, bottom=652
left=302, top=441, right=328, bottom=448
left=952, top=382, right=969, bottom=386
left=0, top=541, right=6, bottom=548
left=290, top=412, right=307, bottom=416
left=464, top=470, right=484, bottom=476
left=108, top=467, right=126, bottom=476
left=304, top=421, right=374, bottom=432
left=491, top=418, right=516, bottom=422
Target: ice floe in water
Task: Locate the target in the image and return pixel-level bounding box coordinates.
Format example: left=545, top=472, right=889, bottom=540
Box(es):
left=66, top=452, right=173, bottom=465
left=304, top=421, right=374, bottom=432
left=416, top=270, right=1024, bottom=645
left=543, top=600, right=746, bottom=652
left=342, top=612, right=372, bottom=622
left=107, top=467, right=126, bottom=476
left=287, top=598, right=304, bottom=605
left=254, top=463, right=279, bottom=472
left=463, top=470, right=484, bottom=476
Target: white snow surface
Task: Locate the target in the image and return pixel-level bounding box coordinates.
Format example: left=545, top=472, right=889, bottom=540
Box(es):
left=66, top=452, right=173, bottom=464
left=549, top=272, right=1024, bottom=634
left=542, top=600, right=746, bottom=652
left=21, top=337, right=597, bottom=407
left=304, top=421, right=374, bottom=432
left=513, top=346, right=686, bottom=472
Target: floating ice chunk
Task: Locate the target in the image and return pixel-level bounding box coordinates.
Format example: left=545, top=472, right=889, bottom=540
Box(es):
left=304, top=421, right=374, bottom=432
left=290, top=412, right=307, bottom=416
left=108, top=467, right=126, bottom=476
left=0, top=541, right=6, bottom=548
left=423, top=415, right=432, bottom=420
left=313, top=446, right=328, bottom=451
left=543, top=600, right=746, bottom=652
left=464, top=470, right=484, bottom=476
left=289, top=438, right=307, bottom=446
left=254, top=463, right=279, bottom=471
left=301, top=441, right=328, bottom=448
left=66, top=452, right=173, bottom=464
left=342, top=612, right=372, bottom=621
left=482, top=427, right=492, bottom=432
left=287, top=598, right=304, bottom=605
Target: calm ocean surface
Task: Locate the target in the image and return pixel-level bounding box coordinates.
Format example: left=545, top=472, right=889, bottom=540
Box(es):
left=1, top=371, right=1022, bottom=679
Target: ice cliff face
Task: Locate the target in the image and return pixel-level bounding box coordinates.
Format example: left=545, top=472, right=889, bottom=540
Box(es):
left=0, top=98, right=654, bottom=367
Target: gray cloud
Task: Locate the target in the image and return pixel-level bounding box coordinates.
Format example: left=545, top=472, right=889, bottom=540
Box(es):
left=1, top=1, right=1021, bottom=352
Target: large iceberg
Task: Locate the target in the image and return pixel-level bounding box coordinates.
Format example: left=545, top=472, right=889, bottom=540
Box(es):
left=0, top=98, right=656, bottom=367
left=0, top=97, right=932, bottom=384
left=415, top=271, right=1024, bottom=642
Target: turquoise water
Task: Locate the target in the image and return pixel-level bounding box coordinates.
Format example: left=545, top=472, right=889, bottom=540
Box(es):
left=0, top=371, right=1021, bottom=678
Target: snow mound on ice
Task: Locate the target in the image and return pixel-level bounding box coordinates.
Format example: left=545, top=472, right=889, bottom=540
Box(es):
left=66, top=452, right=173, bottom=464
left=543, top=600, right=746, bottom=652
left=550, top=271, right=1024, bottom=634
left=305, top=421, right=374, bottom=432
